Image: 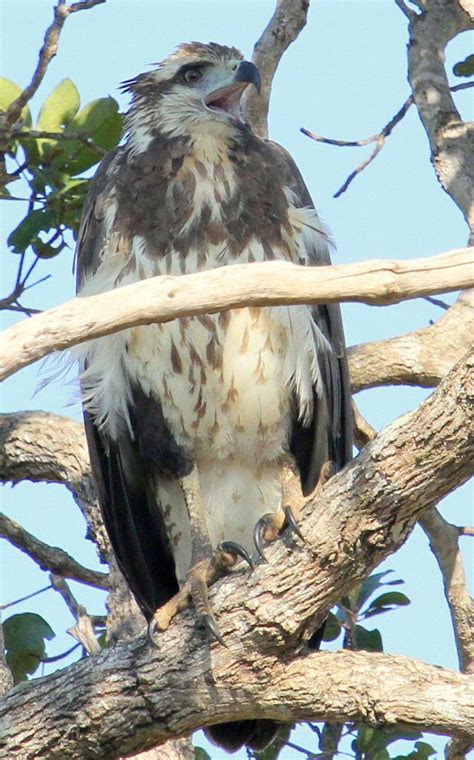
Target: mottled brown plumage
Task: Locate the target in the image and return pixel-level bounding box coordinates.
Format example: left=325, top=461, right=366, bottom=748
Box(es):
left=75, top=42, right=352, bottom=754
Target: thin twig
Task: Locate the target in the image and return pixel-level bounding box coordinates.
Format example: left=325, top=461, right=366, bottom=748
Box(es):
left=0, top=584, right=52, bottom=611
left=15, top=129, right=106, bottom=157
left=4, top=0, right=106, bottom=128
left=459, top=526, right=474, bottom=537
left=0, top=512, right=110, bottom=589
left=49, top=574, right=102, bottom=655
left=423, top=295, right=451, bottom=310
left=41, top=642, right=81, bottom=663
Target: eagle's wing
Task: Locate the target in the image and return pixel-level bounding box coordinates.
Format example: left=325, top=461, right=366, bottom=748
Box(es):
left=76, top=150, right=179, bottom=620
left=267, top=141, right=353, bottom=491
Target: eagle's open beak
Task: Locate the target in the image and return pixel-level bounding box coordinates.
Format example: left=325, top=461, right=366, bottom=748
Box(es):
left=205, top=61, right=261, bottom=119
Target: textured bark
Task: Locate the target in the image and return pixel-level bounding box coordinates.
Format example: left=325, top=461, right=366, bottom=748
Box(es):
left=243, top=0, right=309, bottom=138
left=0, top=410, right=107, bottom=558
left=348, top=288, right=474, bottom=392
left=0, top=512, right=109, bottom=589
left=1, top=248, right=473, bottom=382
left=404, top=0, right=474, bottom=234
left=420, top=509, right=474, bottom=674
left=0, top=354, right=472, bottom=758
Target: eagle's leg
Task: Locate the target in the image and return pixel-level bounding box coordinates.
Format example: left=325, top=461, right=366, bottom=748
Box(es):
left=254, top=457, right=335, bottom=561
left=149, top=464, right=252, bottom=644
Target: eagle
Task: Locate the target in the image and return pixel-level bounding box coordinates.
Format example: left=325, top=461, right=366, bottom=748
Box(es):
left=75, top=42, right=352, bottom=754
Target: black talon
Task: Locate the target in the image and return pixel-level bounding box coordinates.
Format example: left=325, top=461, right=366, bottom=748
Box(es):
left=253, top=517, right=269, bottom=563
left=283, top=505, right=305, bottom=542
left=200, top=613, right=227, bottom=647
left=218, top=540, right=254, bottom=571
left=147, top=618, right=160, bottom=647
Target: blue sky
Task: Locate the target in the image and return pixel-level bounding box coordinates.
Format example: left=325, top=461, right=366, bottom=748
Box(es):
left=1, top=2, right=472, bottom=758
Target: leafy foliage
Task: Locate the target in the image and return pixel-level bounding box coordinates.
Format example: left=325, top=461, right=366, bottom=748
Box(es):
left=1, top=77, right=122, bottom=268
left=453, top=54, right=474, bottom=77
left=3, top=612, right=55, bottom=684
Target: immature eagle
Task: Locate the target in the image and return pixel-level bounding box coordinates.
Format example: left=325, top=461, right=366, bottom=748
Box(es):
left=76, top=42, right=352, bottom=753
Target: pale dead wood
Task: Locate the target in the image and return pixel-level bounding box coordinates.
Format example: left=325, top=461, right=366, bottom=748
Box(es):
left=0, top=512, right=109, bottom=589
left=243, top=0, right=309, bottom=138
left=348, top=288, right=474, bottom=392
left=1, top=249, right=473, bottom=382
left=420, top=509, right=474, bottom=674
left=0, top=353, right=472, bottom=758
left=49, top=574, right=102, bottom=656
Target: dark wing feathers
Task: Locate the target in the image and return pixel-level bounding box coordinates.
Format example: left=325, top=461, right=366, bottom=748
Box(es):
left=267, top=140, right=353, bottom=489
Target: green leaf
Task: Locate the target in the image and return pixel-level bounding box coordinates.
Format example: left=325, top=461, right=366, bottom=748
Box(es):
left=453, top=54, right=474, bottom=77
left=322, top=611, right=342, bottom=641
left=4, top=613, right=55, bottom=684
left=365, top=592, right=411, bottom=614
left=357, top=570, right=402, bottom=609
left=7, top=208, right=55, bottom=253
left=354, top=625, right=383, bottom=652
left=37, top=78, right=80, bottom=132
left=32, top=238, right=66, bottom=259
left=193, top=748, right=211, bottom=760
left=393, top=740, right=436, bottom=759
left=0, top=77, right=32, bottom=126
left=59, top=96, right=122, bottom=175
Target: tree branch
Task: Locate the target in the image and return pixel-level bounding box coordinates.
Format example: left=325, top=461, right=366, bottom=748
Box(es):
left=403, top=0, right=474, bottom=235
left=348, top=288, right=474, bottom=392
left=0, top=512, right=109, bottom=589
left=419, top=509, right=474, bottom=674
left=0, top=410, right=107, bottom=557
left=1, top=352, right=472, bottom=757
left=1, top=249, right=472, bottom=382
left=243, top=0, right=309, bottom=137
left=2, top=0, right=106, bottom=130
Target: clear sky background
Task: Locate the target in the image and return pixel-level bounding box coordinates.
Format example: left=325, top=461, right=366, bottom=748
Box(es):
left=1, top=1, right=472, bottom=758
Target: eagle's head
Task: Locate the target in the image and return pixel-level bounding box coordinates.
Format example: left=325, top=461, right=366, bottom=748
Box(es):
left=123, top=42, right=261, bottom=150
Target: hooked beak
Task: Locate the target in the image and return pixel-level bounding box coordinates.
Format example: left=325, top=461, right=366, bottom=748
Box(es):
left=204, top=61, right=261, bottom=119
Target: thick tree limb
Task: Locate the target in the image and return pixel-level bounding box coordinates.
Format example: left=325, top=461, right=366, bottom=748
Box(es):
left=1, top=354, right=472, bottom=758
left=243, top=0, right=309, bottom=138
left=348, top=288, right=474, bottom=392
left=1, top=646, right=472, bottom=758
left=420, top=509, right=474, bottom=674
left=0, top=512, right=109, bottom=589
left=1, top=249, right=473, bottom=382
left=0, top=410, right=107, bottom=557
left=403, top=0, right=474, bottom=234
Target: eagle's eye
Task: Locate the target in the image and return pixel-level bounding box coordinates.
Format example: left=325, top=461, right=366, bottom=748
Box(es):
left=182, top=67, right=203, bottom=84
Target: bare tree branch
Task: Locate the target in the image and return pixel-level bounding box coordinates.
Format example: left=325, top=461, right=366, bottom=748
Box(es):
left=348, top=288, right=474, bottom=393
left=2, top=0, right=106, bottom=130
left=243, top=0, right=309, bottom=137
left=0, top=352, right=472, bottom=757
left=49, top=574, right=102, bottom=655
left=0, top=512, right=109, bottom=589
left=0, top=410, right=107, bottom=557
left=402, top=0, right=474, bottom=236
left=420, top=509, right=474, bottom=674
left=1, top=248, right=472, bottom=382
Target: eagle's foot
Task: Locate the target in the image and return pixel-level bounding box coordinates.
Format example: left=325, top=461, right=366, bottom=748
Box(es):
left=148, top=541, right=253, bottom=646
left=253, top=506, right=304, bottom=562
left=253, top=458, right=336, bottom=562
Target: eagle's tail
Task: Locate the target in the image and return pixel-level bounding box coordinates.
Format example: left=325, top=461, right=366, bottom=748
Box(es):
left=205, top=719, right=281, bottom=754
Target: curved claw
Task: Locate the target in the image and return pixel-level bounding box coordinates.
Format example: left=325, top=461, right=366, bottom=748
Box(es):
left=217, top=540, right=254, bottom=571
left=199, top=613, right=227, bottom=647
left=147, top=618, right=160, bottom=648
left=283, top=505, right=305, bottom=542
left=253, top=517, right=269, bottom=563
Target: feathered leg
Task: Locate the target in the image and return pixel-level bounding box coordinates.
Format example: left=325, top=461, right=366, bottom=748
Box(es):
left=254, top=456, right=335, bottom=561
left=149, top=463, right=252, bottom=644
